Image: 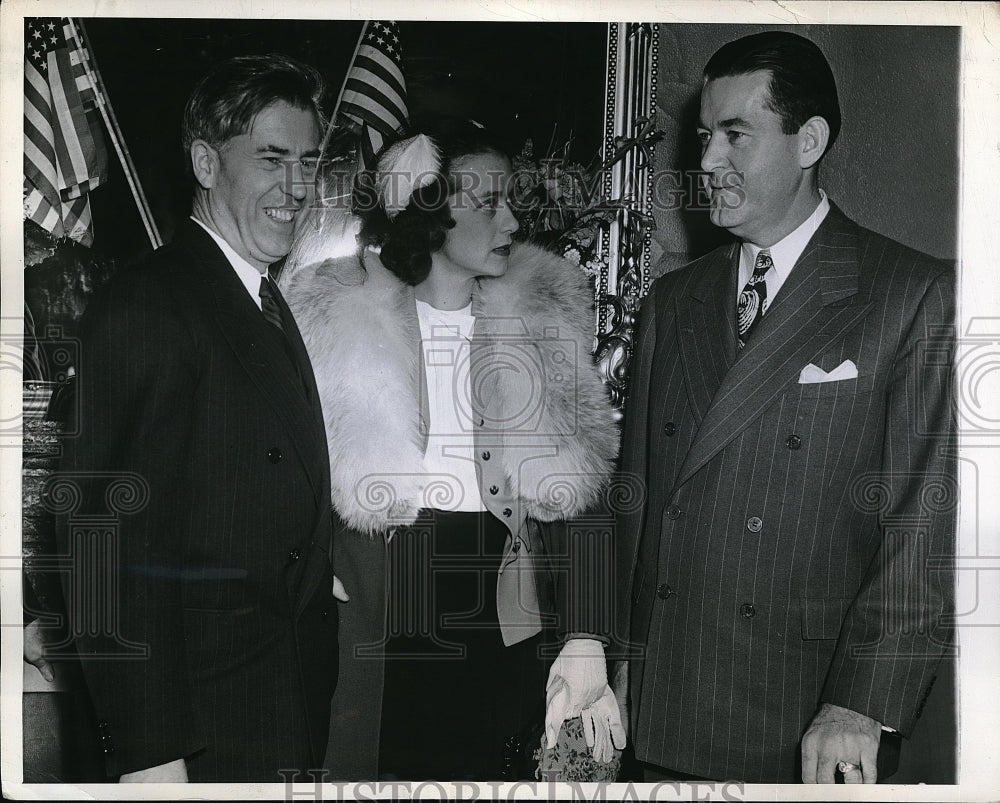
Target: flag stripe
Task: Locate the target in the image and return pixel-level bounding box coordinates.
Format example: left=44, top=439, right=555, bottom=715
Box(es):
left=23, top=134, right=60, bottom=196
left=341, top=85, right=407, bottom=135
left=23, top=98, right=59, bottom=169
left=341, top=85, right=406, bottom=132
left=48, top=50, right=91, bottom=189
left=23, top=16, right=107, bottom=246
left=63, top=196, right=93, bottom=247
left=342, top=71, right=406, bottom=125
left=336, top=20, right=409, bottom=170
left=62, top=177, right=103, bottom=200
left=24, top=182, right=64, bottom=237
left=24, top=62, right=52, bottom=109
left=340, top=101, right=404, bottom=139
left=351, top=52, right=407, bottom=103
left=65, top=20, right=98, bottom=106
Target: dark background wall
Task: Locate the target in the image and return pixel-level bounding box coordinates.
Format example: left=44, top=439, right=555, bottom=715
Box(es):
left=650, top=23, right=959, bottom=274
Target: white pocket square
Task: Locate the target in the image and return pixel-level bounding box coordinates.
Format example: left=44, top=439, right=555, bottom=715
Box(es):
left=798, top=359, right=858, bottom=384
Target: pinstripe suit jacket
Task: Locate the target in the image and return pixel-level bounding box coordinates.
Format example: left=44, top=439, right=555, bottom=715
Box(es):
left=56, top=221, right=338, bottom=781
left=615, top=204, right=956, bottom=782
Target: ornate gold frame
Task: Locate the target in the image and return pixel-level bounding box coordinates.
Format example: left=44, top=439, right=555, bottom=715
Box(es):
left=595, top=23, right=659, bottom=407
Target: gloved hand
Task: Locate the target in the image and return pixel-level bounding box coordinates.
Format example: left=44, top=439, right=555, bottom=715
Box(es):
left=544, top=638, right=625, bottom=760
left=582, top=686, right=628, bottom=764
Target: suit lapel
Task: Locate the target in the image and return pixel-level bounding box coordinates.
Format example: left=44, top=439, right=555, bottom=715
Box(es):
left=179, top=223, right=325, bottom=503
left=675, top=243, right=739, bottom=426
left=676, top=206, right=872, bottom=489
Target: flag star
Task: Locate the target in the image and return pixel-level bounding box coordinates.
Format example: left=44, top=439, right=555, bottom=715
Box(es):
left=376, top=36, right=385, bottom=45
left=46, top=21, right=56, bottom=30
left=50, top=35, right=59, bottom=45
left=32, top=29, right=42, bottom=39
left=386, top=43, right=395, bottom=54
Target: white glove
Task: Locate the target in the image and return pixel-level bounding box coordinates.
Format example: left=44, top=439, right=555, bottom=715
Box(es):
left=545, top=638, right=625, bottom=760
left=582, top=686, right=628, bottom=764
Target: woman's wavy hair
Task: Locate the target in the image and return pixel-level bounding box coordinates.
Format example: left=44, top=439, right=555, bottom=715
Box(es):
left=354, top=119, right=510, bottom=286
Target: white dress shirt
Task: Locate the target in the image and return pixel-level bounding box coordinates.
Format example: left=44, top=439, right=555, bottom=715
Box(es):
left=416, top=299, right=486, bottom=513
left=738, top=190, right=831, bottom=314
left=190, top=216, right=267, bottom=310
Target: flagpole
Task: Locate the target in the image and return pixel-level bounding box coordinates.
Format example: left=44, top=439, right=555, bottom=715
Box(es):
left=68, top=18, right=163, bottom=249
left=319, top=20, right=370, bottom=158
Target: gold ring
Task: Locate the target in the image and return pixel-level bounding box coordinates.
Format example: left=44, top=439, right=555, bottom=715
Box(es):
left=837, top=761, right=859, bottom=774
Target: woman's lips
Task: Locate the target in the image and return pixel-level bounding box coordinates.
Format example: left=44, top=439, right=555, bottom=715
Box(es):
left=492, top=245, right=511, bottom=256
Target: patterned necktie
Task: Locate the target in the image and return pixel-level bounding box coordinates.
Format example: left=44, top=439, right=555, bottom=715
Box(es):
left=737, top=250, right=773, bottom=348
left=258, top=275, right=285, bottom=332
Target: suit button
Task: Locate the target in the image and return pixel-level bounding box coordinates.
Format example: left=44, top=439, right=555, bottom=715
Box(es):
left=267, top=447, right=283, bottom=463
left=502, top=507, right=512, bottom=517
left=666, top=504, right=682, bottom=520
left=103, top=746, right=115, bottom=755
left=322, top=608, right=330, bottom=620
left=489, top=485, right=499, bottom=495
left=656, top=583, right=675, bottom=600
left=288, top=549, right=300, bottom=562
left=740, top=603, right=756, bottom=618
left=663, top=422, right=676, bottom=436
left=481, top=451, right=491, bottom=461
left=786, top=434, right=802, bottom=450
left=746, top=516, right=762, bottom=533
left=98, top=721, right=109, bottom=730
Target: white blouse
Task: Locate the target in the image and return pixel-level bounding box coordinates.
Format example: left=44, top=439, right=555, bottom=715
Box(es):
left=415, top=299, right=486, bottom=512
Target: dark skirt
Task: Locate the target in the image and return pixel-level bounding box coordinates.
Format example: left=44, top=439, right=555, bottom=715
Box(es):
left=377, top=509, right=547, bottom=781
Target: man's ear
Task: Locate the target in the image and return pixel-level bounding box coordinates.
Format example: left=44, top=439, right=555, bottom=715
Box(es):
left=797, top=116, right=830, bottom=170
left=190, top=140, right=220, bottom=190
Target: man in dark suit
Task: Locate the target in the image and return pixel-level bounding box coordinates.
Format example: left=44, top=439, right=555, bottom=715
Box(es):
left=616, top=31, right=955, bottom=783
left=55, top=55, right=340, bottom=782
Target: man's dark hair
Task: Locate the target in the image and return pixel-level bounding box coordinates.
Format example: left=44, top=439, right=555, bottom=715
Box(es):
left=182, top=54, right=325, bottom=154
left=704, top=31, right=841, bottom=154
left=355, top=119, right=510, bottom=286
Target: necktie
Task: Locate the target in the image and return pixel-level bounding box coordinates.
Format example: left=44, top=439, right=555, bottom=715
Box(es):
left=737, top=250, right=772, bottom=348
left=259, top=273, right=310, bottom=394
left=259, top=275, right=285, bottom=332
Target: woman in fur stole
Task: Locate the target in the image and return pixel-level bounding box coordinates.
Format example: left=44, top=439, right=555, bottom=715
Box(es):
left=282, top=121, right=625, bottom=780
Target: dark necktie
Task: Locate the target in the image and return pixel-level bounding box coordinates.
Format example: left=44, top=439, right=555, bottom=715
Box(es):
left=258, top=274, right=311, bottom=395
left=259, top=275, right=285, bottom=332
left=737, top=250, right=773, bottom=348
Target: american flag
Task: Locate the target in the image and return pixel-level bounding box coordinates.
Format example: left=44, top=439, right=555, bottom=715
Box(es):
left=23, top=17, right=108, bottom=247
left=338, top=21, right=409, bottom=169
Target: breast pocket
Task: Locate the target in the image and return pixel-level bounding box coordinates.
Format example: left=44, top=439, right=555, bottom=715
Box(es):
left=795, top=372, right=877, bottom=400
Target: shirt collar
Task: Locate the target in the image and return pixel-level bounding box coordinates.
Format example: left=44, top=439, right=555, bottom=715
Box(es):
left=190, top=216, right=267, bottom=308
left=740, top=190, right=830, bottom=283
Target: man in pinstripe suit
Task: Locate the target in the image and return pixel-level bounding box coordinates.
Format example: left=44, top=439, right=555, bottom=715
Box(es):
left=616, top=31, right=955, bottom=783
left=57, top=56, right=340, bottom=782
